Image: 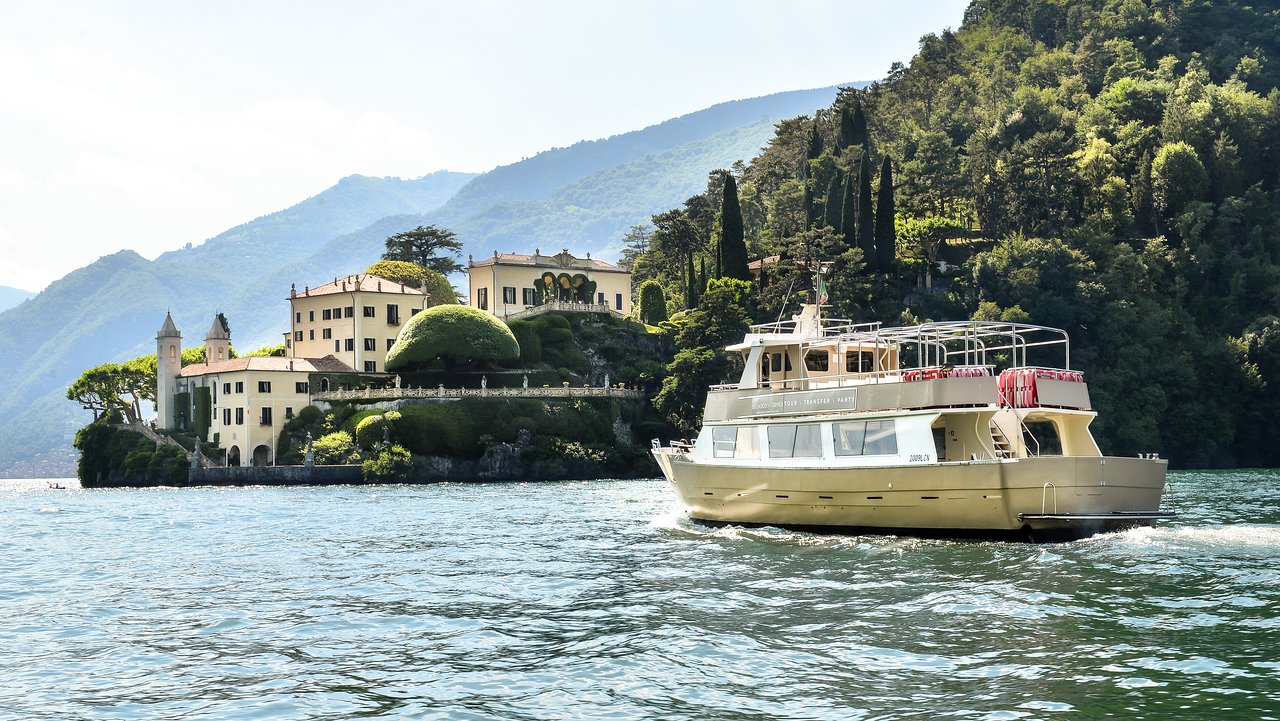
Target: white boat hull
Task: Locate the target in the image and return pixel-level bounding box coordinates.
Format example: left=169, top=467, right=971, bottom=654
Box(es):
left=652, top=451, right=1170, bottom=540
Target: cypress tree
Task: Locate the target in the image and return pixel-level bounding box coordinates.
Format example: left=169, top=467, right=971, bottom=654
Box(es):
left=839, top=172, right=856, bottom=254
left=685, top=252, right=697, bottom=308
left=837, top=105, right=855, bottom=151
left=875, top=155, right=896, bottom=271
left=856, top=152, right=876, bottom=270
left=699, top=256, right=707, bottom=291
left=806, top=120, right=823, bottom=160
left=720, top=174, right=751, bottom=280
left=1133, top=150, right=1156, bottom=236
left=714, top=238, right=723, bottom=280
left=850, top=102, right=868, bottom=149
left=823, top=172, right=843, bottom=230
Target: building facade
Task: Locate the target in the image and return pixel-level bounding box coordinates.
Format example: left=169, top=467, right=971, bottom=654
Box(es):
left=157, top=313, right=353, bottom=467
left=286, top=273, right=431, bottom=373
left=466, top=249, right=632, bottom=319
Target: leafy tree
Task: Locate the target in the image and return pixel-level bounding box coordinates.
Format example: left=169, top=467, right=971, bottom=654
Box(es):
left=638, top=280, right=668, bottom=325
left=381, top=225, right=464, bottom=275
left=385, top=304, right=520, bottom=372
left=66, top=360, right=153, bottom=425
left=244, top=343, right=287, bottom=357
left=1152, top=141, right=1208, bottom=225
left=653, top=279, right=752, bottom=433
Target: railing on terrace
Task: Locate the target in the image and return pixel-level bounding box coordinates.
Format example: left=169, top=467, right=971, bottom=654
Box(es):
left=312, top=384, right=645, bottom=402
left=504, top=301, right=625, bottom=322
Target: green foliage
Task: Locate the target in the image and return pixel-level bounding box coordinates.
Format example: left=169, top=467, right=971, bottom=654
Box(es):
left=66, top=359, right=152, bottom=424
left=381, top=225, right=464, bottom=275
left=638, top=280, right=668, bottom=324
left=1152, top=141, right=1208, bottom=223
left=654, top=278, right=752, bottom=433
left=719, top=174, right=750, bottom=280
left=366, top=260, right=458, bottom=305
left=362, top=444, right=413, bottom=482
left=385, top=304, right=521, bottom=372
left=874, top=156, right=897, bottom=271
left=507, top=320, right=543, bottom=363
left=192, top=387, right=211, bottom=439
left=312, top=431, right=356, bottom=465
left=72, top=423, right=187, bottom=486
left=243, top=343, right=287, bottom=357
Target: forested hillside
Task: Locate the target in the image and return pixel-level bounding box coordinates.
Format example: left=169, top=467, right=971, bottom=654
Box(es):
left=637, top=0, right=1280, bottom=468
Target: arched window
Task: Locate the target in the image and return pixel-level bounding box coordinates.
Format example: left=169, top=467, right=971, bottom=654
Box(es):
left=320, top=378, right=331, bottom=392
left=168, top=345, right=176, bottom=360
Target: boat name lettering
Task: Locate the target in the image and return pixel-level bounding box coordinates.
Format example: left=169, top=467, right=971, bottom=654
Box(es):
left=908, top=454, right=931, bottom=463
left=749, top=391, right=857, bottom=413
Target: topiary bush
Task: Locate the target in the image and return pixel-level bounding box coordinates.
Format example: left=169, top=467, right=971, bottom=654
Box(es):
left=355, top=414, right=386, bottom=451
left=385, top=304, right=520, bottom=372
left=507, top=320, right=543, bottom=363
left=638, top=280, right=668, bottom=324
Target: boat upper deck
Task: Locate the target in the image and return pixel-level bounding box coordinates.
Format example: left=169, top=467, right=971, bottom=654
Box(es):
left=710, top=307, right=1091, bottom=421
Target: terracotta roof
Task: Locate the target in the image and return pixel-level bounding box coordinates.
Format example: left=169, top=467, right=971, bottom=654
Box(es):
left=747, top=255, right=781, bottom=270
left=290, top=273, right=425, bottom=299
left=468, top=250, right=626, bottom=273
left=176, top=355, right=354, bottom=377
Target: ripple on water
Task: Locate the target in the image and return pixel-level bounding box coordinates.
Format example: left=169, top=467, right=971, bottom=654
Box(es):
left=0, top=473, right=1277, bottom=720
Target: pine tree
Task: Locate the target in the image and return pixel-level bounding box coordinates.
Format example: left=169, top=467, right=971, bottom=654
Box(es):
left=874, top=155, right=897, bottom=272
left=720, top=174, right=751, bottom=280
left=856, top=152, right=876, bottom=270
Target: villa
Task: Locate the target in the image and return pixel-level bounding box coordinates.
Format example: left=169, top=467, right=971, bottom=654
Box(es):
left=466, top=249, right=631, bottom=319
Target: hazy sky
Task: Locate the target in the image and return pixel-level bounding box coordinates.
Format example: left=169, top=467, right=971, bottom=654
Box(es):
left=0, top=0, right=968, bottom=292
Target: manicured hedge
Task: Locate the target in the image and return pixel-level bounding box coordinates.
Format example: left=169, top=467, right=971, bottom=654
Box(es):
left=385, top=305, right=520, bottom=371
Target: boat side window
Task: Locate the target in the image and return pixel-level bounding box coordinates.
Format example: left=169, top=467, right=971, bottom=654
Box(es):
left=832, top=420, right=898, bottom=456
left=715, top=426, right=760, bottom=459
left=771, top=353, right=783, bottom=373
left=713, top=427, right=737, bottom=458
left=804, top=350, right=829, bottom=372
left=770, top=425, right=821, bottom=458
left=845, top=351, right=875, bottom=373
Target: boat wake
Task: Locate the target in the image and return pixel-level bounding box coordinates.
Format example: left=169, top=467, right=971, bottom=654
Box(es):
left=1091, top=523, right=1280, bottom=553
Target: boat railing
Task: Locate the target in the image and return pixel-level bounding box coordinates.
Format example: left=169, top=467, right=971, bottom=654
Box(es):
left=750, top=318, right=881, bottom=338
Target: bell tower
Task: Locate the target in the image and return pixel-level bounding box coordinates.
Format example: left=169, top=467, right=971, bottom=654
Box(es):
left=205, top=313, right=231, bottom=363
left=156, top=312, right=182, bottom=429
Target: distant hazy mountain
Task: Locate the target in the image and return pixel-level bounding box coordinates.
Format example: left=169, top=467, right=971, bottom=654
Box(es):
left=0, top=85, right=851, bottom=477
left=0, top=171, right=475, bottom=477
left=0, top=286, right=34, bottom=313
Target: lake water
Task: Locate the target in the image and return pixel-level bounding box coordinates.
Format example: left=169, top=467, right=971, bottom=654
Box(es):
left=2, top=471, right=1277, bottom=720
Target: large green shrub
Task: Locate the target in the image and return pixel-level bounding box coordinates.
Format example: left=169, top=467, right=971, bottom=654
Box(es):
left=312, top=431, right=356, bottom=465
left=385, top=305, right=520, bottom=372
left=362, top=444, right=413, bottom=482
left=638, top=280, right=668, bottom=324
left=507, top=320, right=543, bottom=363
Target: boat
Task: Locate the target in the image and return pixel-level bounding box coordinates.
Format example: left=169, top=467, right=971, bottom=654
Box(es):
left=651, top=303, right=1175, bottom=541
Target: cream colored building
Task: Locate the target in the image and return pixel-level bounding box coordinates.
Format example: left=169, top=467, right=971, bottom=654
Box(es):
left=286, top=273, right=432, bottom=373
left=466, top=249, right=632, bottom=319
left=157, top=313, right=353, bottom=466
left=176, top=356, right=351, bottom=466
